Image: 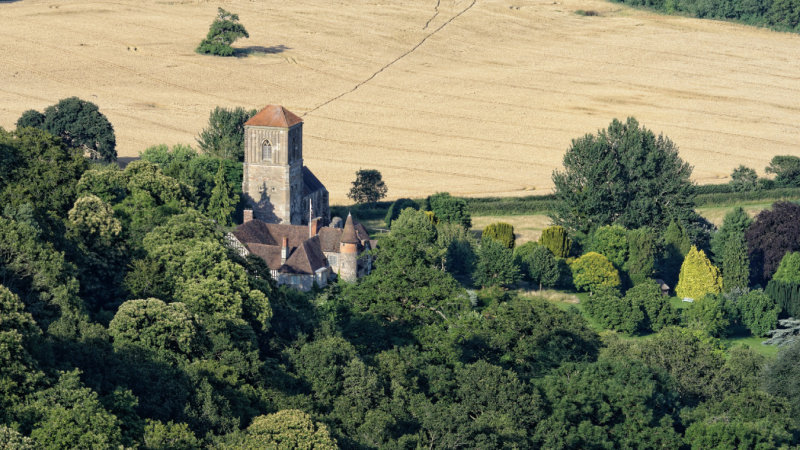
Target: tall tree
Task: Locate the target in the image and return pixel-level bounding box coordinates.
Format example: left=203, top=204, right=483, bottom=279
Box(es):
left=196, top=8, right=249, bottom=57
left=722, top=232, right=749, bottom=292
left=207, top=161, right=235, bottom=226
left=729, top=165, right=759, bottom=191
left=347, top=169, right=388, bottom=205
left=41, top=97, right=116, bottom=162
left=625, top=227, right=656, bottom=285
left=765, top=155, right=800, bottom=187
left=550, top=117, right=695, bottom=236
left=196, top=107, right=256, bottom=161
left=710, top=207, right=752, bottom=266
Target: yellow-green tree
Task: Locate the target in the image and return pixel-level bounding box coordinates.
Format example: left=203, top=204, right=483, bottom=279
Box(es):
left=676, top=246, right=722, bottom=300
left=539, top=225, right=572, bottom=258
left=570, top=252, right=621, bottom=293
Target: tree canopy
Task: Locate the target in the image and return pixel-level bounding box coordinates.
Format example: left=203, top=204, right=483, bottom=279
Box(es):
left=196, top=8, right=249, bottom=57
left=550, top=117, right=695, bottom=236
left=347, top=169, right=388, bottom=205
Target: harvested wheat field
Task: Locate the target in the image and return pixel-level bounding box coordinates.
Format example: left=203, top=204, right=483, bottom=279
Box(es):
left=2, top=0, right=800, bottom=202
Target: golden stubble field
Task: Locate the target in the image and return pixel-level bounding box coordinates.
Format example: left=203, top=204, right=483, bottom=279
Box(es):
left=2, top=0, right=800, bottom=203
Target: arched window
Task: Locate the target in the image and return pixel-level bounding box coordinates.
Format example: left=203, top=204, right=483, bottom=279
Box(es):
left=261, top=140, right=272, bottom=161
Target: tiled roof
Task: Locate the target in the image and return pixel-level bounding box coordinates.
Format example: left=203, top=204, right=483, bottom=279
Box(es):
left=282, top=236, right=327, bottom=274
left=245, top=105, right=303, bottom=128
left=341, top=213, right=360, bottom=244
left=318, top=227, right=343, bottom=253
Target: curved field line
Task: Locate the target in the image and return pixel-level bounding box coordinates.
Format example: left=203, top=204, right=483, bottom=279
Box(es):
left=303, top=0, right=478, bottom=116
left=423, top=0, right=441, bottom=30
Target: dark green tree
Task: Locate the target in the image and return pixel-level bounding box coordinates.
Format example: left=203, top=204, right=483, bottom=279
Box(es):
left=550, top=117, right=695, bottom=236
left=625, top=227, right=656, bottom=285
left=426, top=192, right=471, bottom=228
left=347, top=169, right=388, bottom=205
left=41, top=97, right=117, bottom=162
left=730, top=165, right=759, bottom=191
left=514, top=242, right=560, bottom=290
left=15, top=109, right=45, bottom=129
left=142, top=420, right=200, bottom=450
left=722, top=232, right=750, bottom=292
left=534, top=358, right=682, bottom=449
left=763, top=339, right=800, bottom=415
left=582, top=288, right=645, bottom=334
left=659, top=219, right=691, bottom=289
left=473, top=237, right=520, bottom=288
left=685, top=294, right=729, bottom=337
left=766, top=155, right=800, bottom=187
left=384, top=198, right=418, bottom=228
left=683, top=390, right=795, bottom=449
left=710, top=207, right=752, bottom=266
left=196, top=107, right=256, bottom=161
left=737, top=289, right=779, bottom=337
left=207, top=161, right=235, bottom=226
left=626, top=280, right=678, bottom=332
left=196, top=8, right=250, bottom=57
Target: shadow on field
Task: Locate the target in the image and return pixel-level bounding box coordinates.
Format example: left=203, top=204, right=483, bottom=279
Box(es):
left=235, top=44, right=290, bottom=57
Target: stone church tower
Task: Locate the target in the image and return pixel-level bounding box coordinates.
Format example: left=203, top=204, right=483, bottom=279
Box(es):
left=242, top=105, right=329, bottom=224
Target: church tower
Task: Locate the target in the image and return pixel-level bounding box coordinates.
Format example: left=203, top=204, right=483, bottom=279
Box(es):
left=242, top=105, right=305, bottom=224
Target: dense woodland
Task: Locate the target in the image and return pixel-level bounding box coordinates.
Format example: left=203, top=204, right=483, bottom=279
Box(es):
left=3, top=106, right=800, bottom=448
left=611, top=0, right=800, bottom=31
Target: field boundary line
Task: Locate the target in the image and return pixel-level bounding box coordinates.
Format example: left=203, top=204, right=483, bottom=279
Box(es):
left=303, top=0, right=478, bottom=116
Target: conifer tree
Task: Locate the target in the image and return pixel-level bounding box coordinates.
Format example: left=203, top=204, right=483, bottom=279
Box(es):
left=625, top=227, right=656, bottom=285
left=482, top=222, right=515, bottom=249
left=710, top=207, right=751, bottom=266
left=676, top=246, right=722, bottom=300
left=539, top=225, right=572, bottom=258
left=207, top=162, right=235, bottom=226
left=722, top=233, right=749, bottom=292
left=659, top=219, right=691, bottom=288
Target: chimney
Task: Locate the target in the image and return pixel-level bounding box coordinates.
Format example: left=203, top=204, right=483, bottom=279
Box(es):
left=243, top=209, right=253, bottom=223
left=309, top=217, right=322, bottom=238
left=281, top=237, right=289, bottom=264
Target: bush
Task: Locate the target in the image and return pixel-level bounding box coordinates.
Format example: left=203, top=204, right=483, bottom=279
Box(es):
left=427, top=192, right=471, bottom=228
left=773, top=252, right=800, bottom=283
left=676, top=246, right=723, bottom=300
left=384, top=198, right=418, bottom=228
left=539, top=225, right=572, bottom=258
left=738, top=290, right=779, bottom=337
left=15, top=109, right=45, bottom=129
left=482, top=222, right=515, bottom=249
left=196, top=8, right=249, bottom=57
left=730, top=165, right=759, bottom=192
left=570, top=252, right=621, bottom=294
left=582, top=288, right=644, bottom=334
left=685, top=294, right=729, bottom=337
left=626, top=281, right=678, bottom=332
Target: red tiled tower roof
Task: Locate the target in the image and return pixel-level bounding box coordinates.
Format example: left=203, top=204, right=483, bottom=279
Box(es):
left=244, top=105, right=303, bottom=128
left=341, top=213, right=360, bottom=245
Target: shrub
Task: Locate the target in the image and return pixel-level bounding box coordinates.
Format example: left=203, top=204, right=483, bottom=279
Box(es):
left=626, top=281, right=678, bottom=332
left=738, top=290, right=779, bottom=337
left=676, top=246, right=722, bottom=300
left=773, top=252, right=800, bottom=283
left=384, top=198, right=418, bottom=228
left=582, top=288, right=644, bottom=334
left=196, top=8, right=249, bottom=57
left=570, top=252, right=620, bottom=294
left=685, top=294, right=729, bottom=337
left=482, top=222, right=515, bottom=249
left=15, top=109, right=45, bottom=129
left=539, top=225, right=572, bottom=258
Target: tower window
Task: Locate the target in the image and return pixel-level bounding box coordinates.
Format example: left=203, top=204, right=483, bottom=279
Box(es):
left=261, top=140, right=272, bottom=161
